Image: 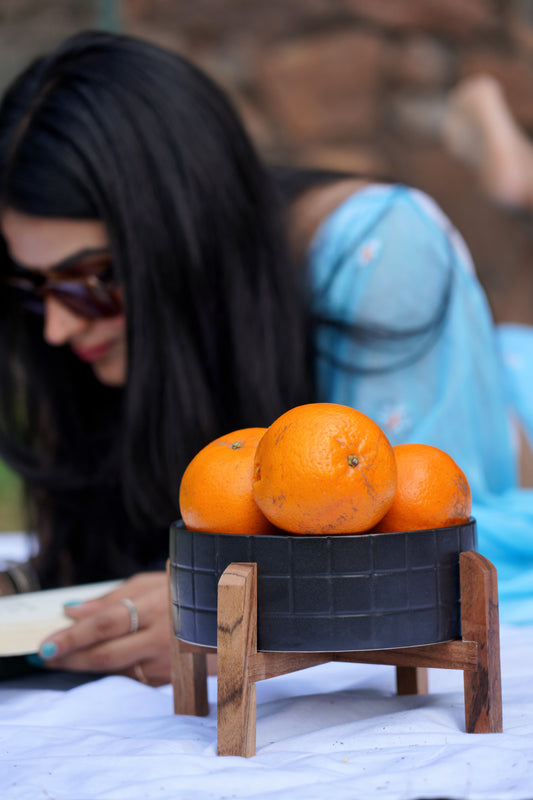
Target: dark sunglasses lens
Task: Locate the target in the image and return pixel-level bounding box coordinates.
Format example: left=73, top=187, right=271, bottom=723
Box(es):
left=47, top=284, right=122, bottom=319
left=3, top=280, right=44, bottom=314
left=3, top=253, right=121, bottom=319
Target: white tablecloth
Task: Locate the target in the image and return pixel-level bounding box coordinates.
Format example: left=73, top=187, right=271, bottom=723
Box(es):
left=0, top=623, right=532, bottom=800
left=1, top=534, right=532, bottom=800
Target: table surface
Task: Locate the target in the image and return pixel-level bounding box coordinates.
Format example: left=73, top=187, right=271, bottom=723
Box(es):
left=1, top=535, right=532, bottom=800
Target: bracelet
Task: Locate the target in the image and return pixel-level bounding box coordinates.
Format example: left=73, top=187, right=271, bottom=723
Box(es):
left=0, top=571, right=15, bottom=596
left=0, top=561, right=41, bottom=594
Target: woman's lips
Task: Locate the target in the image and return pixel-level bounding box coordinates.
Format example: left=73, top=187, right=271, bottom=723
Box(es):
left=71, top=341, right=113, bottom=363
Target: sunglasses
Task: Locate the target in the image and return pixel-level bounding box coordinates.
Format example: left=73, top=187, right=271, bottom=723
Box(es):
left=1, top=247, right=122, bottom=319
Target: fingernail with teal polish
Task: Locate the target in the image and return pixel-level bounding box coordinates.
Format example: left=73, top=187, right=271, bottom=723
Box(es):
left=40, top=641, right=58, bottom=659
left=25, top=653, right=45, bottom=667
left=63, top=600, right=83, bottom=607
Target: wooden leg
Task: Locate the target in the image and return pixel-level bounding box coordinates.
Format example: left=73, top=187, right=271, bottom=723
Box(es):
left=460, top=550, right=503, bottom=733
left=167, top=560, right=209, bottom=716
left=217, top=563, right=258, bottom=757
left=170, top=639, right=209, bottom=716
left=396, top=666, right=428, bottom=695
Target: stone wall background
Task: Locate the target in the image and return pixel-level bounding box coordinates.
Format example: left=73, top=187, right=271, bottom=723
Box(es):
left=2, top=0, right=533, bottom=323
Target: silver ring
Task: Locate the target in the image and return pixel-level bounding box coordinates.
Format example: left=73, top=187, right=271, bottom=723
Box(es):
left=120, top=598, right=139, bottom=634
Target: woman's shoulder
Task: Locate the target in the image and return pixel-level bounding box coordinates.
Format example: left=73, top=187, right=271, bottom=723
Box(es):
left=285, top=176, right=370, bottom=261
left=289, top=176, right=472, bottom=272
left=308, top=180, right=475, bottom=282
left=315, top=182, right=467, bottom=245
left=306, top=179, right=480, bottom=341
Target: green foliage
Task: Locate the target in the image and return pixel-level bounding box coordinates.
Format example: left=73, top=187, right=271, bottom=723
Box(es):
left=0, top=461, right=23, bottom=532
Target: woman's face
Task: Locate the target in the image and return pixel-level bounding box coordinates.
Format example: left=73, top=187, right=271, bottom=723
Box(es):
left=1, top=209, right=127, bottom=386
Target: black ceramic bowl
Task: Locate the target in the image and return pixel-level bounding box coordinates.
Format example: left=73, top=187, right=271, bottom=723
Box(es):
left=169, top=518, right=477, bottom=652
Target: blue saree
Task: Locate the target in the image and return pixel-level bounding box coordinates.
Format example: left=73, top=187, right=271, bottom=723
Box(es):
left=308, top=184, right=533, bottom=624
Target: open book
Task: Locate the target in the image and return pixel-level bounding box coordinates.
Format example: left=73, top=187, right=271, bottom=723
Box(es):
left=0, top=580, right=122, bottom=657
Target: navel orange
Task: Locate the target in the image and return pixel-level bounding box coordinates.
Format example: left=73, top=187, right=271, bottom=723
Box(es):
left=179, top=427, right=276, bottom=535
left=373, top=443, right=472, bottom=533
left=252, top=402, right=397, bottom=534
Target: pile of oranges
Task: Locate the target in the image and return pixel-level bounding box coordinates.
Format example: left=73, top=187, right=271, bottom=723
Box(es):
left=178, top=402, right=472, bottom=536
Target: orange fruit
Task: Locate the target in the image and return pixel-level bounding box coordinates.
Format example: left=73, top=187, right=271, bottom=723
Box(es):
left=252, top=402, right=397, bottom=534
left=373, top=443, right=472, bottom=533
left=179, top=427, right=276, bottom=535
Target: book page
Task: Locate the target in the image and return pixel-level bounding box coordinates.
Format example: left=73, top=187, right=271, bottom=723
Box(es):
left=0, top=580, right=123, bottom=656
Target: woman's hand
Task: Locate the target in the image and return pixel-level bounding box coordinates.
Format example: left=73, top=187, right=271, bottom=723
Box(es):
left=35, top=572, right=171, bottom=685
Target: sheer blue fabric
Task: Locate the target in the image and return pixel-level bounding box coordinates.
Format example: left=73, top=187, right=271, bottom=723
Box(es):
left=307, top=184, right=533, bottom=624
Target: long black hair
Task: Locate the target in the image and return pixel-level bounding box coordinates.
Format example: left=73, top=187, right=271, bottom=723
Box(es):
left=0, top=31, right=312, bottom=586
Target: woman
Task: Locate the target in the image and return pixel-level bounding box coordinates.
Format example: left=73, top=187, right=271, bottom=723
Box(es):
left=0, top=32, right=531, bottom=685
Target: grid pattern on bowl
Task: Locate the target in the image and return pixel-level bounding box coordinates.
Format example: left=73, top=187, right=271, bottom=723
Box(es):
left=169, top=520, right=477, bottom=652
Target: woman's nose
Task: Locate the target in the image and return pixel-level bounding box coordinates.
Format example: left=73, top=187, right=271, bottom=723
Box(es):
left=43, top=295, right=89, bottom=345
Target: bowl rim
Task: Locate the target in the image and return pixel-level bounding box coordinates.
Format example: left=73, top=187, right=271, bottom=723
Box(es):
left=170, top=516, right=476, bottom=540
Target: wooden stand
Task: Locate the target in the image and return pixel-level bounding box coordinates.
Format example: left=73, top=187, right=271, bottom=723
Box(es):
left=168, top=550, right=502, bottom=757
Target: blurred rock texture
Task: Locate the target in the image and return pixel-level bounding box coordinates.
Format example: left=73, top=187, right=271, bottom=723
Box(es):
left=2, top=0, right=533, bottom=322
